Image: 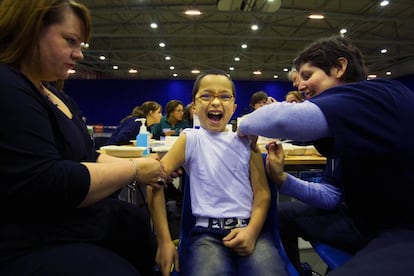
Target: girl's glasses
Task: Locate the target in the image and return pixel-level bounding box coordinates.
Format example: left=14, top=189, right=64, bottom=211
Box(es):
left=197, top=93, right=234, bottom=102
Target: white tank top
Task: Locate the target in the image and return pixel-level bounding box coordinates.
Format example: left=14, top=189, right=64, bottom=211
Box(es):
left=183, top=128, right=253, bottom=219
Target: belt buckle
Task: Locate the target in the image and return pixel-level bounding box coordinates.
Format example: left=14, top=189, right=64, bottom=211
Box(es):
left=208, top=217, right=241, bottom=229
left=223, top=218, right=239, bottom=229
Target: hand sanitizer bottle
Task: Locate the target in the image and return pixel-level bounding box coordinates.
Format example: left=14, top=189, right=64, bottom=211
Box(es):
left=136, top=118, right=149, bottom=156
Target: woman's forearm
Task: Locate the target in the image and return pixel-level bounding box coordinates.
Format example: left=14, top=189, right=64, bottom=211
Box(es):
left=79, top=159, right=136, bottom=206
left=239, top=101, right=330, bottom=141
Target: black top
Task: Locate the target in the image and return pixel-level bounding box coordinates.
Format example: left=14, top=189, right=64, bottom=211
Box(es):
left=310, top=79, right=414, bottom=235
left=0, top=63, right=112, bottom=261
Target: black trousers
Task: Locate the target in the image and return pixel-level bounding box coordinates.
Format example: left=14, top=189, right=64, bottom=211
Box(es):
left=278, top=201, right=365, bottom=268
left=0, top=199, right=156, bottom=276
left=279, top=201, right=414, bottom=275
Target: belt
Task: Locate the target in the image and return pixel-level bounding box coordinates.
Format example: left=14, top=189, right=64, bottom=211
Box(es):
left=196, top=217, right=250, bottom=230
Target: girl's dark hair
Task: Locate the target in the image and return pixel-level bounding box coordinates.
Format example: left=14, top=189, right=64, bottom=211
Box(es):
left=191, top=69, right=236, bottom=101
left=293, top=35, right=368, bottom=82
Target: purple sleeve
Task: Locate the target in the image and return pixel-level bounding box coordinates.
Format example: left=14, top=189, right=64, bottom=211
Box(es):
left=238, top=101, right=330, bottom=141
left=280, top=174, right=342, bottom=210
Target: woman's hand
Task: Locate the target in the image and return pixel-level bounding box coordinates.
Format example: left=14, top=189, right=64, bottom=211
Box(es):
left=133, top=157, right=168, bottom=188
left=265, top=142, right=287, bottom=186
left=267, top=96, right=277, bottom=104
left=237, top=130, right=259, bottom=152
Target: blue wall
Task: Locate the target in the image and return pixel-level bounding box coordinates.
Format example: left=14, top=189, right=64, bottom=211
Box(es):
left=65, top=76, right=414, bottom=126
left=65, top=79, right=294, bottom=125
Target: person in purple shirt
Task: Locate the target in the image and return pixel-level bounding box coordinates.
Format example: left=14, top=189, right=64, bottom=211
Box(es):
left=239, top=35, right=414, bottom=275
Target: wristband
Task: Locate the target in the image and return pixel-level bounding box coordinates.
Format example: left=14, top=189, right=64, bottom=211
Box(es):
left=129, top=159, right=138, bottom=185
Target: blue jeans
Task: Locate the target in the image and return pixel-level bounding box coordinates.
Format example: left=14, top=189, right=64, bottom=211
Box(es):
left=181, top=227, right=287, bottom=276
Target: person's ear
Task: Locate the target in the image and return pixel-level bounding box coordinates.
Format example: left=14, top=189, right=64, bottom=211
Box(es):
left=336, top=57, right=348, bottom=79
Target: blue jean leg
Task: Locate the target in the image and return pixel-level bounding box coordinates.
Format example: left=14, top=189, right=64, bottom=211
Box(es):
left=238, top=233, right=288, bottom=276
left=182, top=230, right=287, bottom=276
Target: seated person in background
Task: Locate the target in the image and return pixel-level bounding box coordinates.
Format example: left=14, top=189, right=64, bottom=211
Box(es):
left=147, top=70, right=287, bottom=276
left=183, top=102, right=195, bottom=127
left=288, top=69, right=300, bottom=88
left=238, top=90, right=276, bottom=131
left=250, top=90, right=276, bottom=111
left=151, top=100, right=192, bottom=140
left=285, top=91, right=304, bottom=103
left=107, top=101, right=162, bottom=145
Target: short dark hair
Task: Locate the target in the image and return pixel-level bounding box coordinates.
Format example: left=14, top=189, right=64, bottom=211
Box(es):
left=191, top=69, right=236, bottom=101
left=293, top=35, right=368, bottom=83
left=250, top=91, right=268, bottom=109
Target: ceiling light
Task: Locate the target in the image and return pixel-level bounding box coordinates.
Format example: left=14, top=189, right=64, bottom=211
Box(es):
left=173, top=73, right=178, bottom=77
left=273, top=74, right=279, bottom=79
left=367, top=74, right=377, bottom=79
left=169, top=66, right=175, bottom=70
left=184, top=9, right=202, bottom=16
left=340, top=28, right=347, bottom=34
left=308, top=14, right=325, bottom=19
left=234, top=57, right=240, bottom=61
left=80, top=42, right=89, bottom=49
left=241, top=44, right=247, bottom=49
left=99, top=55, right=106, bottom=60
left=165, top=56, right=171, bottom=60
left=380, top=49, right=388, bottom=54
left=159, top=42, right=166, bottom=48
left=191, top=69, right=200, bottom=74
left=283, top=68, right=289, bottom=72
left=380, top=0, right=389, bottom=7
left=386, top=71, right=392, bottom=75
left=253, top=70, right=262, bottom=75
left=251, top=24, right=259, bottom=31
left=150, top=23, right=158, bottom=29
left=229, top=66, right=235, bottom=71
left=128, top=69, right=138, bottom=74
left=112, top=65, right=119, bottom=70
left=68, top=69, right=76, bottom=74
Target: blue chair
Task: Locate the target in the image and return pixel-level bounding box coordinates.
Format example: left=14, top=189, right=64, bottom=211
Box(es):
left=172, top=172, right=300, bottom=276
left=309, top=240, right=353, bottom=271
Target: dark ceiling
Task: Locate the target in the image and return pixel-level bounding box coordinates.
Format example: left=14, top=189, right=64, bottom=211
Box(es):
left=74, top=0, right=414, bottom=81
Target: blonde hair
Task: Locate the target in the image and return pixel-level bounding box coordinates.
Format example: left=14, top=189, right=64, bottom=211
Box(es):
left=285, top=91, right=304, bottom=103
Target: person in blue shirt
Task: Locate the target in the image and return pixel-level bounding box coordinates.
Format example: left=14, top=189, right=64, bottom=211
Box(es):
left=151, top=100, right=192, bottom=140
left=107, top=101, right=162, bottom=145
left=239, top=35, right=414, bottom=275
